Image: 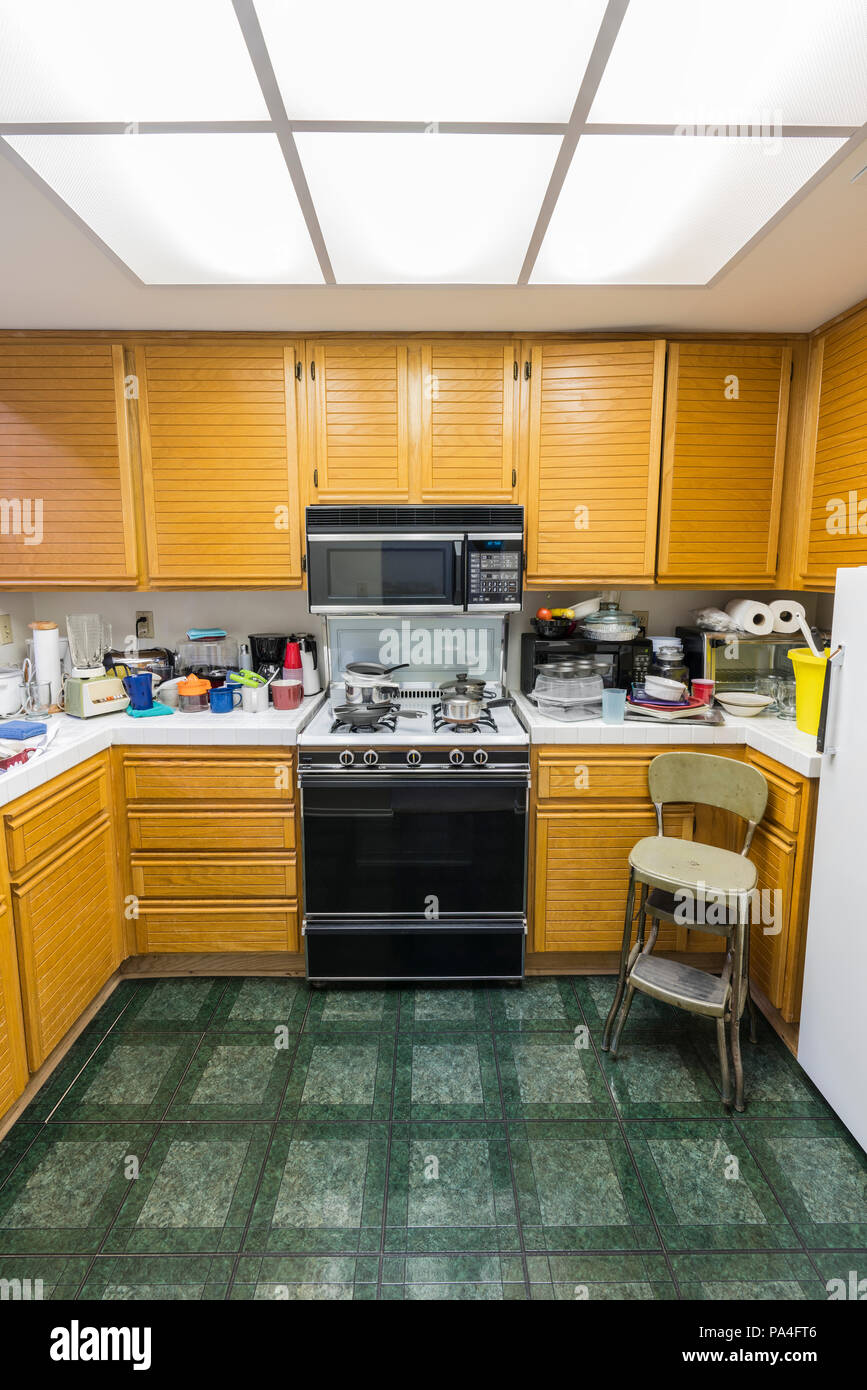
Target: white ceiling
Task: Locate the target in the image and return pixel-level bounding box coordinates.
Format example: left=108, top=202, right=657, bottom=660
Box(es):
left=0, top=0, right=866, bottom=329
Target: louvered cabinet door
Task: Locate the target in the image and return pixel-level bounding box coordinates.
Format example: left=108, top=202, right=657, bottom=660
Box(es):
left=418, top=340, right=518, bottom=501
left=0, top=337, right=138, bottom=587
left=137, top=340, right=302, bottom=587
left=525, top=340, right=665, bottom=585
left=0, top=894, right=28, bottom=1121
left=798, top=306, right=867, bottom=588
left=12, top=819, right=122, bottom=1070
left=306, top=340, right=410, bottom=501
left=658, top=342, right=791, bottom=586
left=746, top=822, right=797, bottom=1013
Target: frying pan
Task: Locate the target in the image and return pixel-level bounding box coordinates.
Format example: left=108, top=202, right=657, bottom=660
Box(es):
left=331, top=702, right=422, bottom=728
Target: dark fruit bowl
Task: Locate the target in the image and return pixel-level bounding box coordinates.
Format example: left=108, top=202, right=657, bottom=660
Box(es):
left=532, top=617, right=577, bottom=638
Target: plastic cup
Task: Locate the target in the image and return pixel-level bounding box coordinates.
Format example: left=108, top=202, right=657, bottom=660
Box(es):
left=692, top=678, right=715, bottom=705
left=602, top=688, right=627, bottom=724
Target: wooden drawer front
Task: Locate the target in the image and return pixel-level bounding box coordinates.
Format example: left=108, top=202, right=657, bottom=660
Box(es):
left=747, top=823, right=796, bottom=1011
left=0, top=904, right=28, bottom=1121
left=534, top=806, right=691, bottom=952
left=131, top=855, right=297, bottom=900
left=13, top=820, right=121, bottom=1069
left=123, top=756, right=294, bottom=804
left=128, top=811, right=295, bottom=853
left=745, top=751, right=803, bottom=833
left=536, top=751, right=655, bottom=803
left=136, top=905, right=298, bottom=953
left=5, top=758, right=109, bottom=879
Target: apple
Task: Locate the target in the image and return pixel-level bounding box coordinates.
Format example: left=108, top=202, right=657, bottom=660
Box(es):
left=535, top=607, right=552, bottom=621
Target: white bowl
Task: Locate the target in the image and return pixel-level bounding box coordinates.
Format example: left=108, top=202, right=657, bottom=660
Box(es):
left=644, top=674, right=688, bottom=701
left=715, top=691, right=774, bottom=718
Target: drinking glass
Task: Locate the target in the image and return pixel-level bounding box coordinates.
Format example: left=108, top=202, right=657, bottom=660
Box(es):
left=774, top=677, right=797, bottom=721
left=602, top=688, right=627, bottom=724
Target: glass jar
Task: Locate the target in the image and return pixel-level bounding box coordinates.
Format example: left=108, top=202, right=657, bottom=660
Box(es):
left=647, top=642, right=689, bottom=687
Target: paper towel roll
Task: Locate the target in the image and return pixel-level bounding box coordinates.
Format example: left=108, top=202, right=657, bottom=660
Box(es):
left=29, top=620, right=62, bottom=705
left=724, top=599, right=775, bottom=636
left=768, top=599, right=807, bottom=635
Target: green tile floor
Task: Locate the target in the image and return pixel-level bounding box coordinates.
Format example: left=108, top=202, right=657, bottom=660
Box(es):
left=0, top=975, right=865, bottom=1300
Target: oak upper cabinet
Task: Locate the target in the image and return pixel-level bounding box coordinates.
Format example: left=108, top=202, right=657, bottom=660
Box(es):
left=794, top=304, right=867, bottom=589
left=417, top=339, right=519, bottom=501
left=0, top=336, right=139, bottom=588
left=305, top=339, right=410, bottom=501
left=524, top=340, right=666, bottom=586
left=657, top=342, right=791, bottom=587
left=135, top=338, right=302, bottom=587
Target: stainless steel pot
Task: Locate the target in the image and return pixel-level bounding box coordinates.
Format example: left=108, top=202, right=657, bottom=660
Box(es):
left=342, top=676, right=401, bottom=706
left=438, top=693, right=512, bottom=724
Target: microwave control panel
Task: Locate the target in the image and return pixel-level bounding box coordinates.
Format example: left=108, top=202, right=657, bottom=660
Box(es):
left=466, top=536, right=523, bottom=609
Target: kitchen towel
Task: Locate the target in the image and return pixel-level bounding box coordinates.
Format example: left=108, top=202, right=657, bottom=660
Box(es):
left=724, top=599, right=775, bottom=636
left=769, top=598, right=807, bottom=634
left=29, top=620, right=62, bottom=704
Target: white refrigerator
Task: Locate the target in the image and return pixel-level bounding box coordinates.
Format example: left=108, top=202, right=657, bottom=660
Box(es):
left=798, top=565, right=867, bottom=1150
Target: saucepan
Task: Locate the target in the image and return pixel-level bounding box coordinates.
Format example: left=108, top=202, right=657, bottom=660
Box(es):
left=342, top=661, right=408, bottom=706
left=437, top=693, right=512, bottom=725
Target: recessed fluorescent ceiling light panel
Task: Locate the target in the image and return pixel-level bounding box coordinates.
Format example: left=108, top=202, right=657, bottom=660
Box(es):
left=4, top=134, right=323, bottom=283
left=589, top=0, right=867, bottom=125
left=254, top=0, right=608, bottom=121
left=531, top=135, right=846, bottom=284
left=294, top=132, right=560, bottom=282
left=0, top=0, right=268, bottom=121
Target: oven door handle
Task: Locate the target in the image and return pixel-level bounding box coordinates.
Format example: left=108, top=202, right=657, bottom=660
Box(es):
left=300, top=774, right=530, bottom=790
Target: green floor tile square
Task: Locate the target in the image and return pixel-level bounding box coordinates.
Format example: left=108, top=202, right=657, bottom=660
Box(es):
left=48, top=1034, right=199, bottom=1123
left=497, top=1033, right=614, bottom=1120
left=488, top=978, right=581, bottom=1032
left=280, top=1035, right=394, bottom=1122
left=303, top=988, right=400, bottom=1035
left=386, top=1122, right=518, bottom=1253
left=574, top=975, right=690, bottom=1035
left=626, top=1118, right=796, bottom=1251
left=398, top=987, right=492, bottom=1032
left=208, top=977, right=310, bottom=1034
left=393, top=1033, right=501, bottom=1121
left=693, top=1032, right=833, bottom=1118
left=104, top=1122, right=269, bottom=1255
left=600, top=1037, right=724, bottom=1119
left=77, top=1254, right=234, bottom=1300
left=670, top=1251, right=827, bottom=1300
left=0, top=1123, right=154, bottom=1254
left=165, top=1034, right=292, bottom=1121
left=0, top=1254, right=90, bottom=1299
left=114, top=978, right=228, bottom=1033
left=529, top=1251, right=676, bottom=1300
left=738, top=1117, right=867, bottom=1248
left=0, top=1122, right=40, bottom=1189
left=510, top=1120, right=657, bottom=1252
left=231, top=1254, right=373, bottom=1299
left=245, top=1122, right=388, bottom=1254
left=806, top=1250, right=867, bottom=1300
left=382, top=1254, right=526, bottom=1299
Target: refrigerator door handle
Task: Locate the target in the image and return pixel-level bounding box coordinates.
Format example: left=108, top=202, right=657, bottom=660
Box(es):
left=817, top=644, right=845, bottom=755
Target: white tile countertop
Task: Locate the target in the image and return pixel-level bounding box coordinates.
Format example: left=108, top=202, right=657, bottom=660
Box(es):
left=512, top=693, right=822, bottom=779
left=0, top=695, right=326, bottom=808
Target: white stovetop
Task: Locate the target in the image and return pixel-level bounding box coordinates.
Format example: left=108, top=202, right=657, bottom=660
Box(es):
left=298, top=687, right=529, bottom=747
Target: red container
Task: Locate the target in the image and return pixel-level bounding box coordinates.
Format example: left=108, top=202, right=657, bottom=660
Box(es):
left=272, top=679, right=302, bottom=710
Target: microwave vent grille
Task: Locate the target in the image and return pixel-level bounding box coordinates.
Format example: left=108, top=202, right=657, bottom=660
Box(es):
left=306, top=505, right=523, bottom=530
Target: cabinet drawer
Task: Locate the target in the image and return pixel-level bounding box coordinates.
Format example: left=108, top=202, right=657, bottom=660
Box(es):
left=12, top=819, right=122, bottom=1069
left=123, top=755, right=294, bottom=804
left=5, top=757, right=109, bottom=879
left=128, top=810, right=296, bottom=853
left=131, top=854, right=297, bottom=900
left=536, top=750, right=656, bottom=803
left=746, top=750, right=803, bottom=833
left=135, top=904, right=298, bottom=953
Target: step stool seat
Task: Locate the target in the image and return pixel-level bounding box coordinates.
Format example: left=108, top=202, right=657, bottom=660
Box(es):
left=628, top=953, right=729, bottom=1017
left=628, top=835, right=757, bottom=898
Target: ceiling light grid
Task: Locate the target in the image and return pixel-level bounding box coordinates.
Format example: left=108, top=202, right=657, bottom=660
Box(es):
left=0, top=0, right=863, bottom=285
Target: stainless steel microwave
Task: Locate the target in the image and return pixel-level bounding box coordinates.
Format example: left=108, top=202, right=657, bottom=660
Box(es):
left=305, top=505, right=524, bottom=615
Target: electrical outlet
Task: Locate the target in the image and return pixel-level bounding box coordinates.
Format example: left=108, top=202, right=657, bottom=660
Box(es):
left=0, top=613, right=12, bottom=646
left=135, top=610, right=154, bottom=640
left=633, top=609, right=649, bottom=632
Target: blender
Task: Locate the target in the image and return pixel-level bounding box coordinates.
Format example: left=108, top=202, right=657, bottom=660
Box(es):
left=64, top=614, right=130, bottom=718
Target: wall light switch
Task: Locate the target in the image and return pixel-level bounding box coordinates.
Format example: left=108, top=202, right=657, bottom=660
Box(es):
left=0, top=613, right=13, bottom=646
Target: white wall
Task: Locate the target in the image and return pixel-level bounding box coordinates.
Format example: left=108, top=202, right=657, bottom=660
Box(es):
left=0, top=592, right=36, bottom=665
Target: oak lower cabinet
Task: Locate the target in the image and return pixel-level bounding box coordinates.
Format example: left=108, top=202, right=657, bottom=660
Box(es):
left=117, top=748, right=300, bottom=953
left=6, top=754, right=122, bottom=1071
left=0, top=861, right=28, bottom=1123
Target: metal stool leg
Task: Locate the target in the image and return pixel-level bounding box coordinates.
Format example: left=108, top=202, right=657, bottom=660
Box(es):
left=603, top=868, right=637, bottom=1051
left=746, top=985, right=758, bottom=1044
left=610, top=983, right=636, bottom=1058
left=730, top=907, right=747, bottom=1112
left=716, top=1015, right=732, bottom=1107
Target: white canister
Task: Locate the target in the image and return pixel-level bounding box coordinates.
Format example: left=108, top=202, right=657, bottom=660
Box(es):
left=0, top=668, right=24, bottom=715
left=241, top=683, right=270, bottom=714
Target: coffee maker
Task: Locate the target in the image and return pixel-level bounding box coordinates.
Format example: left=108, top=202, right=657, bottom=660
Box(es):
left=248, top=632, right=288, bottom=680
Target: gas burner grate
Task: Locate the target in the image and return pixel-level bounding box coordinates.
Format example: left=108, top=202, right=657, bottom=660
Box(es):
left=330, top=710, right=399, bottom=734
left=431, top=701, right=497, bottom=735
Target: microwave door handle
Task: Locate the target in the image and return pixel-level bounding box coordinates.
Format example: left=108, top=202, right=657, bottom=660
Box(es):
left=455, top=539, right=466, bottom=609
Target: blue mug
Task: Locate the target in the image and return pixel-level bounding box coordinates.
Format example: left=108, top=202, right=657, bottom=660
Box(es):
left=122, top=672, right=154, bottom=710
left=208, top=684, right=241, bottom=713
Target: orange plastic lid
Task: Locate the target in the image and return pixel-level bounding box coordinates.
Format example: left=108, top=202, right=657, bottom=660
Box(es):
left=178, top=673, right=212, bottom=694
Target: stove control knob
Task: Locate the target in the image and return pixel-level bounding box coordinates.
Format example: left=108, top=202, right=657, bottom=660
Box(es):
left=338, top=749, right=355, bottom=766
left=473, top=749, right=489, bottom=766
left=449, top=749, right=465, bottom=766
left=363, top=749, right=379, bottom=766
left=406, top=749, right=422, bottom=766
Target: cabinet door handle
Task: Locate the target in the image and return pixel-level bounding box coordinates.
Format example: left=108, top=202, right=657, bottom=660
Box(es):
left=511, top=468, right=517, bottom=487
left=310, top=361, right=316, bottom=380
left=513, top=360, right=519, bottom=381
left=295, top=360, right=302, bottom=381
left=524, top=360, right=531, bottom=380
left=313, top=468, right=319, bottom=488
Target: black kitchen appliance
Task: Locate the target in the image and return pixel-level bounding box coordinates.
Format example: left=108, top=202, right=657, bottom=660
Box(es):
left=248, top=632, right=288, bottom=678
left=305, top=505, right=524, bottom=614
left=520, top=632, right=652, bottom=694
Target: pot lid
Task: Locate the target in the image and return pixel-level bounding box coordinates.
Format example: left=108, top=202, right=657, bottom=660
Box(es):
left=580, top=600, right=638, bottom=628
left=178, top=673, right=212, bottom=694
